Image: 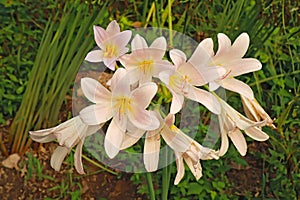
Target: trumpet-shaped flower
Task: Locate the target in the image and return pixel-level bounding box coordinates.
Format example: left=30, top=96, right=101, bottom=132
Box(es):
left=241, top=95, right=276, bottom=129
left=79, top=68, right=160, bottom=158
left=164, top=114, right=219, bottom=185
left=209, top=33, right=262, bottom=100
left=85, top=20, right=132, bottom=70
left=119, top=34, right=172, bottom=85
left=29, top=116, right=102, bottom=174
left=217, top=98, right=269, bottom=157
left=159, top=40, right=226, bottom=114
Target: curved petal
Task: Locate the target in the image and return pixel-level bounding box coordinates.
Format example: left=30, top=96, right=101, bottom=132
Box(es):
left=218, top=115, right=229, bottom=157
left=152, top=60, right=173, bottom=77
left=161, top=126, right=190, bottom=152
left=120, top=129, right=145, bottom=150
left=30, top=134, right=56, bottom=143
left=81, top=77, right=112, bottom=103
left=150, top=36, right=166, bottom=51
left=103, top=57, right=116, bottom=71
left=187, top=87, right=221, bottom=115
left=184, top=157, right=202, bottom=180
left=50, top=146, right=69, bottom=172
left=170, top=91, right=184, bottom=114
left=128, top=108, right=160, bottom=130
left=174, top=152, right=184, bottom=185
left=189, top=38, right=214, bottom=67
left=244, top=127, right=269, bottom=141
left=104, top=119, right=125, bottom=158
left=131, top=34, right=148, bottom=51
left=215, top=33, right=231, bottom=57
left=79, top=104, right=113, bottom=125
left=109, top=68, right=127, bottom=91
left=209, top=80, right=221, bottom=91
left=231, top=32, right=249, bottom=58
left=220, top=77, right=254, bottom=100
left=228, top=129, right=247, bottom=156
left=229, top=58, right=262, bottom=77
left=74, top=139, right=85, bottom=174
left=131, top=82, right=158, bottom=109
left=93, top=25, right=109, bottom=47
left=170, top=49, right=186, bottom=67
left=106, top=20, right=120, bottom=35
left=85, top=50, right=103, bottom=62
left=104, top=30, right=132, bottom=50
left=144, top=131, right=161, bottom=172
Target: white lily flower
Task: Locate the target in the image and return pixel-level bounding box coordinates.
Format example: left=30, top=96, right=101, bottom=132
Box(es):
left=209, top=33, right=262, bottom=100
left=119, top=34, right=172, bottom=85
left=159, top=39, right=226, bottom=114
left=120, top=111, right=191, bottom=172
left=85, top=20, right=132, bottom=70
left=241, top=95, right=276, bottom=129
left=165, top=116, right=219, bottom=185
left=29, top=116, right=101, bottom=174
left=79, top=68, right=160, bottom=158
left=217, top=98, right=269, bottom=157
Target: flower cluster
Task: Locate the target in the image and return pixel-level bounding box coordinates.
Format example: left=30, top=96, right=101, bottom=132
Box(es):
left=30, top=20, right=275, bottom=184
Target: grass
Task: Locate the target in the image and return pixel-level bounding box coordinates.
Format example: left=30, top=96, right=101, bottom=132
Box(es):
left=1, top=0, right=299, bottom=199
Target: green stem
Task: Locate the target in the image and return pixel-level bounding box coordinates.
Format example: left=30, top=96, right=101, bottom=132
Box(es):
left=145, top=172, right=156, bottom=200
left=161, top=148, right=171, bottom=200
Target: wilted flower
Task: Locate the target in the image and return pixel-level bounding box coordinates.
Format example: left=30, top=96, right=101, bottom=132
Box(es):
left=30, top=116, right=101, bottom=174
left=209, top=33, right=262, bottom=100
left=85, top=20, right=132, bottom=70
left=241, top=95, right=276, bottom=129
left=79, top=68, right=160, bottom=158
left=119, top=34, right=172, bottom=85
left=159, top=39, right=226, bottom=114
left=217, top=97, right=269, bottom=156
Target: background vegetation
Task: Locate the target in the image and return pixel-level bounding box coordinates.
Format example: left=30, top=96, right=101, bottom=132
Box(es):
left=0, top=0, right=299, bottom=199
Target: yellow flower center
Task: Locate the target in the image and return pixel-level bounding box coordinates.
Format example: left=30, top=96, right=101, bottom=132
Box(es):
left=138, top=60, right=154, bottom=74
left=113, top=96, right=132, bottom=119
left=104, top=45, right=117, bottom=58
left=169, top=73, right=191, bottom=94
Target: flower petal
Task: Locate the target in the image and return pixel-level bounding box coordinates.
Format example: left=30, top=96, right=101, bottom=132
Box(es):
left=244, top=127, right=269, bottom=141
left=183, top=157, right=202, bottom=180
left=106, top=20, right=120, bottom=35
left=228, top=58, right=262, bottom=77
left=174, top=152, right=185, bottom=185
left=74, top=139, right=85, bottom=174
left=228, top=129, right=247, bottom=156
left=150, top=36, right=166, bottom=50
left=128, top=108, right=160, bottom=130
left=50, top=146, right=69, bottom=172
left=84, top=50, right=103, bottom=62
left=187, top=87, right=221, bottom=115
left=104, top=119, right=125, bottom=158
left=131, top=82, right=158, bottom=109
left=215, top=33, right=231, bottom=57
left=209, top=80, right=221, bottom=91
left=120, top=129, right=145, bottom=150
left=161, top=126, right=190, bottom=152
left=219, top=77, right=254, bottom=100
left=81, top=77, right=112, bottom=103
left=79, top=104, right=113, bottom=125
left=170, top=90, right=184, bottom=114
left=170, top=49, right=187, bottom=67
left=189, top=38, right=214, bottom=67
left=231, top=32, right=249, bottom=58
left=218, top=115, right=229, bottom=157
left=131, top=34, right=148, bottom=51
left=144, top=131, right=161, bottom=172
left=93, top=25, right=109, bottom=47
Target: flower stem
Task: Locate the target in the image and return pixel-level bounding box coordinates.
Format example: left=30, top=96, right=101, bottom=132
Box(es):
left=161, top=147, right=171, bottom=200
left=145, top=172, right=156, bottom=200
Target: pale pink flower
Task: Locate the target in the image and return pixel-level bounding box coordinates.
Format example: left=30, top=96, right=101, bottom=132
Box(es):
left=121, top=111, right=193, bottom=172
left=241, top=95, right=276, bottom=129
left=119, top=34, right=172, bottom=85
left=159, top=39, right=226, bottom=114
left=79, top=68, right=160, bottom=158
left=29, top=116, right=101, bottom=174
left=85, top=20, right=132, bottom=70
left=164, top=114, right=219, bottom=185
left=217, top=98, right=269, bottom=157
left=209, top=33, right=262, bottom=100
